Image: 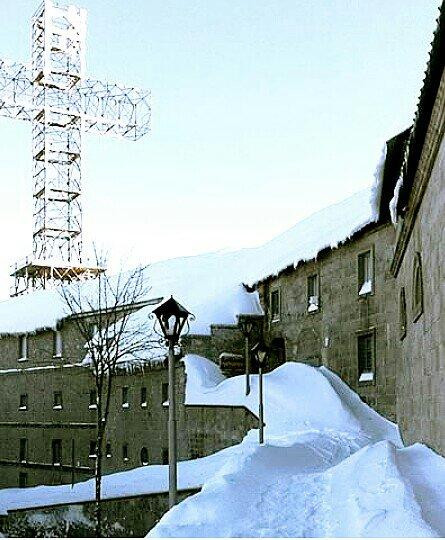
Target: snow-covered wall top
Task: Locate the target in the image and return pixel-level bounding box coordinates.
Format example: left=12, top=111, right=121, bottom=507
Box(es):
left=0, top=187, right=376, bottom=336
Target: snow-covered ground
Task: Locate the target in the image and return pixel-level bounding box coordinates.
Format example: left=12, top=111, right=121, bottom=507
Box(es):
left=148, top=356, right=445, bottom=538
left=1, top=356, right=445, bottom=536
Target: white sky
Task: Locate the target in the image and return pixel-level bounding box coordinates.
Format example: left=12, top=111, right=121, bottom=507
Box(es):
left=0, top=0, right=440, bottom=300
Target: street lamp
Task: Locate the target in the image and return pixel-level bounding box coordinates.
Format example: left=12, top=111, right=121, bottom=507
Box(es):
left=238, top=315, right=255, bottom=396
left=251, top=341, right=268, bottom=445
left=153, top=296, right=191, bottom=508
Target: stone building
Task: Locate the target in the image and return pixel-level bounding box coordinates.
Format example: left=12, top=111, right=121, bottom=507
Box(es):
left=389, top=5, right=445, bottom=454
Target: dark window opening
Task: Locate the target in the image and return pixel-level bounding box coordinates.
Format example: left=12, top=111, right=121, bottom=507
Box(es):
left=53, top=391, right=63, bottom=409
left=89, top=389, right=97, bottom=409
left=123, top=443, right=129, bottom=461
left=141, top=387, right=147, bottom=407
left=106, top=443, right=112, bottom=458
left=89, top=440, right=96, bottom=458
left=412, top=252, right=424, bottom=322
left=358, top=250, right=373, bottom=295
left=52, top=439, right=62, bottom=465
left=122, top=386, right=129, bottom=408
left=400, top=287, right=407, bottom=340
left=19, top=472, right=28, bottom=488
left=270, top=290, right=280, bottom=320
left=307, top=275, right=320, bottom=311
left=162, top=447, right=169, bottom=465
left=161, top=382, right=168, bottom=404
left=19, top=394, right=28, bottom=410
left=19, top=438, right=27, bottom=463
left=140, top=447, right=149, bottom=465
left=358, top=333, right=374, bottom=382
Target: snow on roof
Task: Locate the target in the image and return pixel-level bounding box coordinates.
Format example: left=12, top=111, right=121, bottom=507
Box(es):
left=0, top=187, right=376, bottom=336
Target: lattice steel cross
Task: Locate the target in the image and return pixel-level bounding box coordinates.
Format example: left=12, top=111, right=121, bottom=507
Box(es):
left=0, top=0, right=151, bottom=296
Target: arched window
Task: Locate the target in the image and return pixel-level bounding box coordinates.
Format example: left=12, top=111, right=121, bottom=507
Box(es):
left=412, top=252, right=424, bottom=322
left=399, top=287, right=407, bottom=340
left=140, top=447, right=148, bottom=466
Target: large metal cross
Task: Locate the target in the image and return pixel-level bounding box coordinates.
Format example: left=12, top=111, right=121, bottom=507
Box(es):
left=0, top=0, right=151, bottom=296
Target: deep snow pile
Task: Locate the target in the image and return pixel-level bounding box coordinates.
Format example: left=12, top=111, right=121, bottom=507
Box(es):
left=149, top=356, right=445, bottom=538
left=0, top=187, right=375, bottom=336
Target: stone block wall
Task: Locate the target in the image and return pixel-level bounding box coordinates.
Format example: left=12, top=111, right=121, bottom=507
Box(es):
left=258, top=222, right=400, bottom=420
left=394, top=132, right=445, bottom=452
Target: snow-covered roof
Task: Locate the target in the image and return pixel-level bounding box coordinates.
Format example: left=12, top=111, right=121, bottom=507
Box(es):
left=0, top=187, right=378, bottom=336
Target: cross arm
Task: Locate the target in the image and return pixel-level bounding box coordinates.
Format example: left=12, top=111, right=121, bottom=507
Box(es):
left=81, top=79, right=151, bottom=141
left=0, top=59, right=34, bottom=122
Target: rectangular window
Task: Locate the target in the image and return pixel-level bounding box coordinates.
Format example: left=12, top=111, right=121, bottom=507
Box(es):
left=52, top=439, right=62, bottom=465
left=105, top=443, right=112, bottom=458
left=53, top=391, right=63, bottom=410
left=122, top=387, right=129, bottom=408
left=270, top=289, right=280, bottom=321
left=53, top=330, right=63, bottom=358
left=307, top=275, right=320, bottom=312
left=89, top=440, right=97, bottom=458
left=19, top=472, right=28, bottom=488
left=89, top=389, right=97, bottom=409
left=19, top=438, right=28, bottom=463
left=122, top=443, right=129, bottom=462
left=162, top=447, right=169, bottom=465
left=141, top=387, right=147, bottom=407
left=161, top=382, right=169, bottom=404
left=18, top=335, right=27, bottom=361
left=358, top=250, right=373, bottom=295
left=357, top=333, right=374, bottom=382
left=19, top=394, right=28, bottom=411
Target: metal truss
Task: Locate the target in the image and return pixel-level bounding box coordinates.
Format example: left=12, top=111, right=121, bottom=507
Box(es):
left=0, top=0, right=151, bottom=296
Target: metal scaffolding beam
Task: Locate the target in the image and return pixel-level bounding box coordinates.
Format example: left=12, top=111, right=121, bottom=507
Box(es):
left=0, top=0, right=151, bottom=296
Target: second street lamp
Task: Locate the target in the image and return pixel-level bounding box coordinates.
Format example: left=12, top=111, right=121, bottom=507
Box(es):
left=153, top=296, right=191, bottom=508
left=251, top=341, right=268, bottom=445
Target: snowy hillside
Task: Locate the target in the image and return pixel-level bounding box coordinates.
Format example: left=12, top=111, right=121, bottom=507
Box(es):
left=148, top=356, right=445, bottom=538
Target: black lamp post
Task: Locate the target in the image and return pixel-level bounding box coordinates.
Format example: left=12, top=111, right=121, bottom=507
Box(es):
left=238, top=316, right=255, bottom=396
left=251, top=341, right=269, bottom=444
left=153, top=296, right=191, bottom=508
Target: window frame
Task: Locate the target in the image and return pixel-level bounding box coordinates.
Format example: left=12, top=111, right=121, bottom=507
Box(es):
left=357, top=247, right=375, bottom=296
left=140, top=447, right=149, bottom=466
left=122, top=386, right=129, bottom=409
left=122, top=443, right=129, bottom=462
left=161, top=382, right=169, bottom=405
left=307, top=274, right=320, bottom=313
left=53, top=391, right=63, bottom=410
left=18, top=334, right=28, bottom=362
left=89, top=440, right=97, bottom=459
left=356, top=328, right=376, bottom=385
left=88, top=389, right=97, bottom=410
left=412, top=252, right=424, bottom=322
left=19, top=393, right=28, bottom=411
left=19, top=438, right=28, bottom=463
left=52, top=439, right=62, bottom=466
left=399, top=287, right=407, bottom=340
left=270, top=288, right=281, bottom=322
left=141, top=387, right=147, bottom=408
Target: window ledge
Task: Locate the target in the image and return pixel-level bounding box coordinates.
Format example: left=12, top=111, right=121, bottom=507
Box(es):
left=141, top=402, right=147, bottom=408
left=53, top=405, right=63, bottom=410
left=52, top=354, right=63, bottom=359
left=271, top=317, right=280, bottom=324
left=122, top=403, right=129, bottom=409
left=88, top=404, right=97, bottom=410
left=123, top=457, right=129, bottom=462
left=106, top=454, right=112, bottom=459
left=89, top=454, right=97, bottom=459
left=18, top=407, right=27, bottom=411
left=17, top=357, right=28, bottom=363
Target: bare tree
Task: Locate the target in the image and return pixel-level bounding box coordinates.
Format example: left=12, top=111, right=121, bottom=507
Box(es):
left=60, top=257, right=162, bottom=537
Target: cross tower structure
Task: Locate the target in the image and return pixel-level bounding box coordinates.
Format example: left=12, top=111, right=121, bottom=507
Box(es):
left=0, top=0, right=151, bottom=296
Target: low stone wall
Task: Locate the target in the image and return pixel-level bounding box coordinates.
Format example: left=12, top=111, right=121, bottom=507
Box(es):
left=1, top=488, right=199, bottom=538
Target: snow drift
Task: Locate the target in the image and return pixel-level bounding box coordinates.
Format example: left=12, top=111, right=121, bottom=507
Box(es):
left=148, top=356, right=445, bottom=538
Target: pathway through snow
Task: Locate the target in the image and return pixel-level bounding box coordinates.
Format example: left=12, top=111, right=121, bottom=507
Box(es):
left=149, top=356, right=444, bottom=537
